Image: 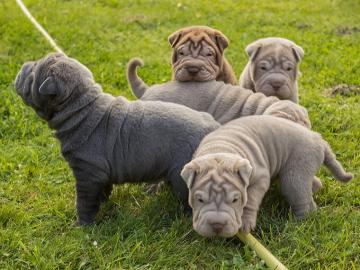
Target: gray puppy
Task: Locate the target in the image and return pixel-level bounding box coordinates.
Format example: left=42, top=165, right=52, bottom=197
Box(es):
left=239, top=37, right=304, bottom=103
left=181, top=116, right=353, bottom=237
left=125, top=65, right=311, bottom=128
left=14, top=53, right=220, bottom=225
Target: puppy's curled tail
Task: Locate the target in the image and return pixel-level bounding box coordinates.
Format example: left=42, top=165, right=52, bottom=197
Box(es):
left=323, top=141, right=353, bottom=182
left=126, top=57, right=149, bottom=98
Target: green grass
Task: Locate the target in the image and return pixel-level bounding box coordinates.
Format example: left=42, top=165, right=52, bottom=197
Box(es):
left=1, top=0, right=359, bottom=269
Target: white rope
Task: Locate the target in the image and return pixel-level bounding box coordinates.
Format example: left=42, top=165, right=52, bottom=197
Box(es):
left=15, top=0, right=66, bottom=55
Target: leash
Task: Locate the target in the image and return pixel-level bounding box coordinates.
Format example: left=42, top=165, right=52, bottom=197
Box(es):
left=15, top=0, right=65, bottom=55
left=15, top=1, right=289, bottom=269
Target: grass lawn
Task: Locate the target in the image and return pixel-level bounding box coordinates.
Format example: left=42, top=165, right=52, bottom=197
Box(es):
left=1, top=0, right=359, bottom=269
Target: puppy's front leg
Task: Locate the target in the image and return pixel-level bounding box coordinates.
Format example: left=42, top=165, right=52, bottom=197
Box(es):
left=74, top=174, right=110, bottom=226
left=169, top=171, right=191, bottom=213
left=241, top=179, right=270, bottom=233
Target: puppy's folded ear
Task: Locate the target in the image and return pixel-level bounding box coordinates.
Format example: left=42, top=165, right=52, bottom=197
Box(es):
left=291, top=44, right=305, bottom=62
left=245, top=42, right=262, bottom=61
left=168, top=30, right=182, bottom=48
left=181, top=162, right=197, bottom=189
left=235, top=159, right=253, bottom=188
left=39, top=76, right=58, bottom=95
left=215, top=33, right=229, bottom=53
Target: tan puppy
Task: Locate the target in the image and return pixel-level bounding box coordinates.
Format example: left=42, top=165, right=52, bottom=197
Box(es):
left=181, top=116, right=352, bottom=237
left=128, top=26, right=237, bottom=98
left=239, top=37, right=304, bottom=103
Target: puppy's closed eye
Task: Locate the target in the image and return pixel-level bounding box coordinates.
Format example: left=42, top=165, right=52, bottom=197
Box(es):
left=178, top=50, right=184, bottom=56
left=194, top=192, right=207, bottom=204
left=227, top=191, right=241, bottom=204
left=195, top=194, right=204, bottom=203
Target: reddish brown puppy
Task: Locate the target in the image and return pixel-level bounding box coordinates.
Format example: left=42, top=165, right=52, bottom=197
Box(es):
left=127, top=26, right=237, bottom=98
left=169, top=26, right=237, bottom=84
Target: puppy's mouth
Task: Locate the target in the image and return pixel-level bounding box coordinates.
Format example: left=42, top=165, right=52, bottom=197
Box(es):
left=194, top=210, right=239, bottom=238
left=255, top=74, right=293, bottom=100
left=175, top=66, right=216, bottom=82
left=256, top=82, right=292, bottom=100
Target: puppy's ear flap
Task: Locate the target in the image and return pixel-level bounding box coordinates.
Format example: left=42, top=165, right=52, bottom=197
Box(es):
left=245, top=42, right=262, bottom=61
left=235, top=159, right=253, bottom=188
left=215, top=33, right=229, bottom=53
left=168, top=30, right=182, bottom=48
left=181, top=162, right=197, bottom=189
left=291, top=44, right=304, bottom=62
left=39, top=76, right=58, bottom=95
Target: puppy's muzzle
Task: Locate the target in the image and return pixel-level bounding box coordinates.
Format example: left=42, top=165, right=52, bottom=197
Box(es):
left=186, top=66, right=200, bottom=76
left=211, top=222, right=226, bottom=234
left=15, top=61, right=35, bottom=96
left=270, top=77, right=287, bottom=91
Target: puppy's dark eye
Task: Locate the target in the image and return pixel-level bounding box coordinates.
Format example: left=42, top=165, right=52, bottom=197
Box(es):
left=260, top=66, right=267, bottom=71
left=286, top=67, right=293, bottom=71
left=206, top=52, right=213, bottom=57
left=178, top=51, right=184, bottom=56
left=232, top=198, right=239, bottom=203
left=198, top=198, right=204, bottom=203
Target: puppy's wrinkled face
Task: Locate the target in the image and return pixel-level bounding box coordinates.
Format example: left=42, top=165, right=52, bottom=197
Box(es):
left=14, top=53, right=94, bottom=120
left=168, top=26, right=229, bottom=83
left=181, top=154, right=252, bottom=238
left=247, top=39, right=304, bottom=101
left=172, top=40, right=220, bottom=82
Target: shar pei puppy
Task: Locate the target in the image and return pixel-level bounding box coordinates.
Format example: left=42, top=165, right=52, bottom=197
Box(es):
left=239, top=37, right=304, bottom=103
left=181, top=115, right=353, bottom=237
left=125, top=74, right=311, bottom=128
left=128, top=25, right=237, bottom=98
left=15, top=53, right=220, bottom=225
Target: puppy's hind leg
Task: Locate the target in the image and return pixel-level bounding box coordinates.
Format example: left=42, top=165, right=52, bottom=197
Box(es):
left=279, top=166, right=317, bottom=218
left=312, top=176, right=323, bottom=193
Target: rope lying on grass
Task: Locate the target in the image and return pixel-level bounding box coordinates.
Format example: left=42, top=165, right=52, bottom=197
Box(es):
left=15, top=1, right=289, bottom=269
left=237, top=232, right=288, bottom=270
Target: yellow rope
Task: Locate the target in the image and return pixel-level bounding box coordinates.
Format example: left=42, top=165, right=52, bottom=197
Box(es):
left=237, top=232, right=288, bottom=270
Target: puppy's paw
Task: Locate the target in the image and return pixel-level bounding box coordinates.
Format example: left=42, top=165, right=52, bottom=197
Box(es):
left=75, top=217, right=93, bottom=226
left=240, top=217, right=256, bottom=233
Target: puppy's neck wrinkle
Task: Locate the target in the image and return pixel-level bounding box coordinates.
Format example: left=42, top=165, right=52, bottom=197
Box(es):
left=49, top=87, right=115, bottom=153
left=102, top=96, right=131, bottom=181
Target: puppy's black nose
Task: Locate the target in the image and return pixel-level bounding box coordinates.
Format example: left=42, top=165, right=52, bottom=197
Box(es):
left=272, top=85, right=280, bottom=91
left=211, top=223, right=224, bottom=234
left=270, top=79, right=285, bottom=91
left=187, top=66, right=200, bottom=75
